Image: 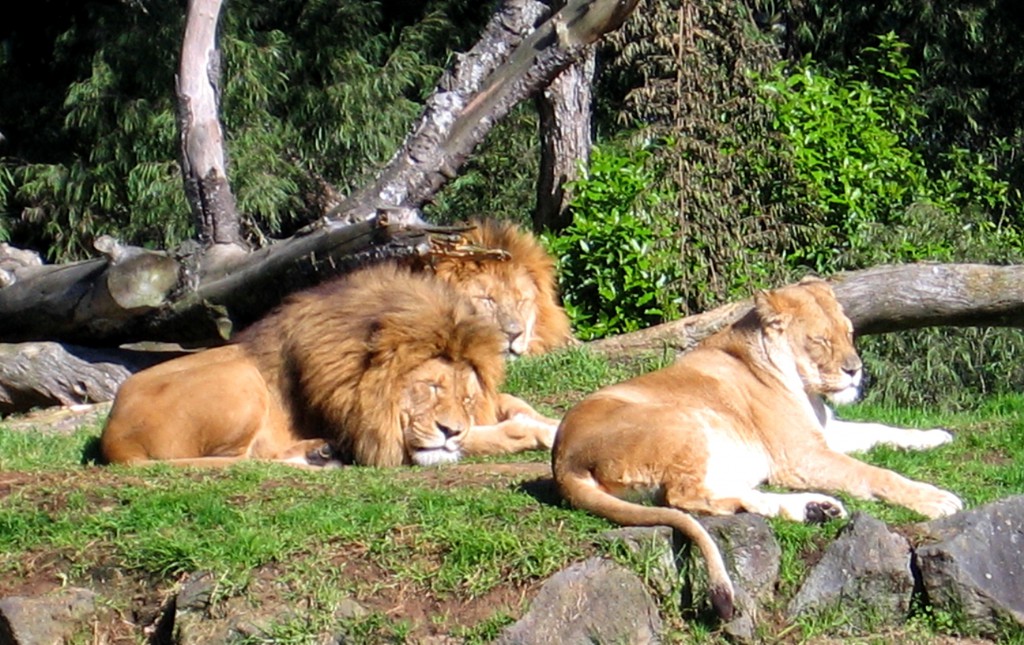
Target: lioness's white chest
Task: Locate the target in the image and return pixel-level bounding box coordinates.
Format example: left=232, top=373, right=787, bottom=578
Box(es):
left=702, top=428, right=771, bottom=493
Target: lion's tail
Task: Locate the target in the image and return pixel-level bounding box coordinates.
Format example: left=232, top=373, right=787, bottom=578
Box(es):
left=559, top=473, right=735, bottom=620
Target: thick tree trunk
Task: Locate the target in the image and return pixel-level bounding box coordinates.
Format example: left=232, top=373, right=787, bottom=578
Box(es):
left=177, top=0, right=244, bottom=250
left=535, top=48, right=596, bottom=232
left=329, top=0, right=639, bottom=223
left=587, top=263, right=1024, bottom=357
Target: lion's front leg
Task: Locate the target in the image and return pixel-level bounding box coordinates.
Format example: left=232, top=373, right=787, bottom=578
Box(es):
left=813, top=397, right=953, bottom=454
left=775, top=449, right=963, bottom=519
left=821, top=416, right=953, bottom=454
left=461, top=393, right=559, bottom=456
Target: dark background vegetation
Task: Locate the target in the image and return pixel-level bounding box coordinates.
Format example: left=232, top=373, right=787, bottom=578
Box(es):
left=2, top=0, right=1023, bottom=409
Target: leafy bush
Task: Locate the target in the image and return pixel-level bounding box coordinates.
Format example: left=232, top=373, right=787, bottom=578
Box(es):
left=760, top=33, right=1021, bottom=274
left=544, top=144, right=680, bottom=340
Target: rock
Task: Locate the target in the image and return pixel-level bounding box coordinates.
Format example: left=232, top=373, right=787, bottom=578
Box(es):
left=176, top=570, right=217, bottom=611
left=0, top=587, right=97, bottom=645
left=494, top=557, right=662, bottom=645
left=915, top=495, right=1024, bottom=634
left=786, top=512, right=914, bottom=631
left=600, top=526, right=678, bottom=597
left=698, top=515, right=781, bottom=642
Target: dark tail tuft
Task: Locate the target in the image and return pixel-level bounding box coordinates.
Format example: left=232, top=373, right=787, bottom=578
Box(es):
left=709, top=585, right=735, bottom=621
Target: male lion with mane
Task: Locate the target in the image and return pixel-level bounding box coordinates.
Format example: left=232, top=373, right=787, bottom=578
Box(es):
left=425, top=217, right=574, bottom=358
left=552, top=277, right=962, bottom=620
left=101, top=263, right=557, bottom=468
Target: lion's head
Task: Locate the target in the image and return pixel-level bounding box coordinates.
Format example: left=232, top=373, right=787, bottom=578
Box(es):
left=429, top=218, right=574, bottom=358
left=753, top=277, right=863, bottom=404
left=242, top=263, right=507, bottom=467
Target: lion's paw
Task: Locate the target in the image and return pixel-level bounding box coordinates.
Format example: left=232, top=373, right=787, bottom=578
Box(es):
left=805, top=499, right=846, bottom=524
left=912, top=485, right=963, bottom=519
left=512, top=414, right=559, bottom=450
left=777, top=493, right=847, bottom=523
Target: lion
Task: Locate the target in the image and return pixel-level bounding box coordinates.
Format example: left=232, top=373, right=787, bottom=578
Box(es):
left=425, top=217, right=574, bottom=358
left=551, top=277, right=963, bottom=620
left=100, top=263, right=558, bottom=468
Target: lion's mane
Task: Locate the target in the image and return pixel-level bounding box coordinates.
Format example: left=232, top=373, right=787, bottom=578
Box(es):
left=237, top=263, right=507, bottom=467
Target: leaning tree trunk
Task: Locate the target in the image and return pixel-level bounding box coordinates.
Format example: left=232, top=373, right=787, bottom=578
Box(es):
left=534, top=47, right=596, bottom=232
left=177, top=0, right=245, bottom=252
left=329, top=0, right=639, bottom=224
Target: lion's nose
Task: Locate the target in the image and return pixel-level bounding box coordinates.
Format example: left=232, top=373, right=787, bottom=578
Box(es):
left=842, top=355, right=863, bottom=377
left=436, top=422, right=465, bottom=440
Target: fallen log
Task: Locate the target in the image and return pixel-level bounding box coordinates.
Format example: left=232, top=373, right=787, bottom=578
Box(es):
left=587, top=263, right=1024, bottom=357
left=0, top=211, right=444, bottom=346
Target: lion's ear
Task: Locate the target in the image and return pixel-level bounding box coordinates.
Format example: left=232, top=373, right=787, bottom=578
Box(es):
left=753, top=290, right=789, bottom=332
left=798, top=274, right=836, bottom=297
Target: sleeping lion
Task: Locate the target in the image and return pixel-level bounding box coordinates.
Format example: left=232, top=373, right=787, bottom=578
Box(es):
left=423, top=217, right=574, bottom=358
left=552, top=277, right=962, bottom=620
left=100, top=263, right=557, bottom=468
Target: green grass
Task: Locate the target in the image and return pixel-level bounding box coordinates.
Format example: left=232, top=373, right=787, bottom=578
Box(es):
left=3, top=346, right=1024, bottom=642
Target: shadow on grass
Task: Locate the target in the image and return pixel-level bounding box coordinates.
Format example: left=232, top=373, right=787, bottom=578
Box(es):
left=516, top=476, right=562, bottom=508
left=81, top=435, right=106, bottom=465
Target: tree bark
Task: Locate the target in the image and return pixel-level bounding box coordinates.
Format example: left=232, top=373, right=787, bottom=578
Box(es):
left=329, top=0, right=640, bottom=223
left=0, top=211, right=440, bottom=345
left=535, top=47, right=596, bottom=232
left=586, top=263, right=1024, bottom=357
left=0, top=343, right=178, bottom=416
left=177, top=0, right=244, bottom=250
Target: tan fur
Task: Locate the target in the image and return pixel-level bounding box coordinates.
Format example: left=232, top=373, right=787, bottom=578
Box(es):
left=100, top=264, right=557, bottom=469
left=552, top=278, right=962, bottom=620
left=427, top=218, right=574, bottom=357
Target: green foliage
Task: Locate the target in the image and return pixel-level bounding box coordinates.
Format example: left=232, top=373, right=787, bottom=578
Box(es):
left=759, top=33, right=1022, bottom=275
left=760, top=34, right=924, bottom=269
left=543, top=144, right=681, bottom=340
left=597, top=0, right=805, bottom=314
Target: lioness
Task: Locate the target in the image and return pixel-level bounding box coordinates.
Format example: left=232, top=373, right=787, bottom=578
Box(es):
left=427, top=218, right=574, bottom=358
left=100, top=263, right=557, bottom=468
left=552, top=277, right=962, bottom=619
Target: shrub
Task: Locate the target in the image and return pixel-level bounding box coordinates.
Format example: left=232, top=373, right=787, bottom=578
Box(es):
left=544, top=144, right=680, bottom=340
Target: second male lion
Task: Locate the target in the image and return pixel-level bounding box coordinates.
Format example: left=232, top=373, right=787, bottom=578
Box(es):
left=552, top=277, right=962, bottom=619
left=101, top=263, right=558, bottom=468
left=427, top=217, right=574, bottom=358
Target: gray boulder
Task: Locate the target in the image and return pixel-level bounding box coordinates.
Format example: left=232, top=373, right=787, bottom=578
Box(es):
left=0, top=587, right=97, bottom=645
left=915, top=495, right=1024, bottom=634
left=600, top=526, right=678, bottom=597
left=786, top=512, right=914, bottom=631
left=699, top=515, right=781, bottom=642
left=494, top=557, right=662, bottom=645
